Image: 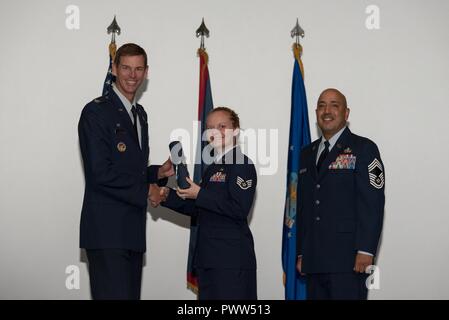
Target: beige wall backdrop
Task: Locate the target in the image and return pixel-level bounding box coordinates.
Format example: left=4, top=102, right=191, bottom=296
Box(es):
left=1, top=0, right=448, bottom=299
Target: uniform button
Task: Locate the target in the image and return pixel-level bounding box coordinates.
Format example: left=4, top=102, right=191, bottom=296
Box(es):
left=316, top=184, right=321, bottom=189
left=315, top=217, right=321, bottom=221
left=315, top=200, right=320, bottom=205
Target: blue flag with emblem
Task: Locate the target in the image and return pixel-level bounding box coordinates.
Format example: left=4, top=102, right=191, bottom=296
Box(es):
left=282, top=43, right=311, bottom=300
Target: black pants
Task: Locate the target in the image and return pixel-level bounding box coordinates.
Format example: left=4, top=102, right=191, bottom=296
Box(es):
left=197, top=268, right=257, bottom=300
left=306, top=273, right=369, bottom=300
left=86, top=249, right=143, bottom=300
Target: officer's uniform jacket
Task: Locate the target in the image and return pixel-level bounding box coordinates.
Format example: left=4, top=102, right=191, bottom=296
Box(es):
left=78, top=89, right=164, bottom=252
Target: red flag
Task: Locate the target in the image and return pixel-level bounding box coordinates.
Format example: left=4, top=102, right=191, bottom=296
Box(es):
left=186, top=48, right=214, bottom=293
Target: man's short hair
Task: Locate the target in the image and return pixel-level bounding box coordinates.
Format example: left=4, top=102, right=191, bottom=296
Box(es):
left=114, top=43, right=148, bottom=67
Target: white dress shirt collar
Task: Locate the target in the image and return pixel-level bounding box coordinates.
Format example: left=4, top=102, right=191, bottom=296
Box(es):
left=320, top=126, right=347, bottom=152
left=112, top=83, right=136, bottom=113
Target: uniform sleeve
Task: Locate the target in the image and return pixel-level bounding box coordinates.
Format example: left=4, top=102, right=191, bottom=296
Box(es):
left=195, top=163, right=257, bottom=221
left=161, top=188, right=197, bottom=216
left=296, top=209, right=304, bottom=256
left=147, top=165, right=160, bottom=183
left=355, top=141, right=385, bottom=256
left=147, top=165, right=168, bottom=186
left=78, top=108, right=147, bottom=208
left=296, top=207, right=304, bottom=256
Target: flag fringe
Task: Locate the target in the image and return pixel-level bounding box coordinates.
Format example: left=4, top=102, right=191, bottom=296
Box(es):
left=197, top=48, right=209, bottom=66
left=197, top=48, right=209, bottom=80
left=109, top=42, right=117, bottom=61
left=187, top=282, right=199, bottom=295
left=292, top=43, right=305, bottom=78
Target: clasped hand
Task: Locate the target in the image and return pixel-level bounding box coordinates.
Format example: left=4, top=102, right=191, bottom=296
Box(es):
left=148, top=178, right=201, bottom=208
left=148, top=184, right=169, bottom=208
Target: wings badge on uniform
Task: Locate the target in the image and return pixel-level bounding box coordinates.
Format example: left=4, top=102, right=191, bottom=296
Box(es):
left=368, top=158, right=384, bottom=189
left=236, top=176, right=253, bottom=190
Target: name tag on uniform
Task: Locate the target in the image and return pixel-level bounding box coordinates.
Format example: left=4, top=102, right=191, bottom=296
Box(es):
left=329, top=154, right=356, bottom=170
left=209, top=172, right=226, bottom=182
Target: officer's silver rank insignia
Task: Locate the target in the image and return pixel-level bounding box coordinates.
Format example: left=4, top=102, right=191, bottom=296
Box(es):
left=117, top=142, right=127, bottom=153
left=368, top=158, right=384, bottom=189
left=236, top=176, right=252, bottom=190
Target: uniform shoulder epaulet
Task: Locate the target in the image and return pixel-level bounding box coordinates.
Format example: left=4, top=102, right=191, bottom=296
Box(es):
left=93, top=95, right=110, bottom=104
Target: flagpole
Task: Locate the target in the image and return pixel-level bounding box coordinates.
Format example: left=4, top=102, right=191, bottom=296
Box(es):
left=107, top=15, right=121, bottom=61
left=102, top=16, right=121, bottom=96
left=282, top=18, right=310, bottom=300
left=291, top=18, right=305, bottom=77
left=186, top=18, right=213, bottom=295
left=196, top=17, right=209, bottom=50
left=196, top=18, right=210, bottom=68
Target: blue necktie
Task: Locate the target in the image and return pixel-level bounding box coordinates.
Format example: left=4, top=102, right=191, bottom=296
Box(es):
left=131, top=105, right=139, bottom=141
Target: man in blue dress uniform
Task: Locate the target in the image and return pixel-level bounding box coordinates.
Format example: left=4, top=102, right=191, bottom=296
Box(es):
left=78, top=43, right=174, bottom=299
left=296, top=88, right=385, bottom=300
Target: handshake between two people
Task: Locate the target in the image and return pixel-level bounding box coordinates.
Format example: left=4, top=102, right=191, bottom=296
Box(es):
left=148, top=157, right=201, bottom=208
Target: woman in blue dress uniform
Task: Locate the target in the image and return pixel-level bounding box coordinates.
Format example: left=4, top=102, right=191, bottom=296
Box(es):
left=161, top=107, right=257, bottom=300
